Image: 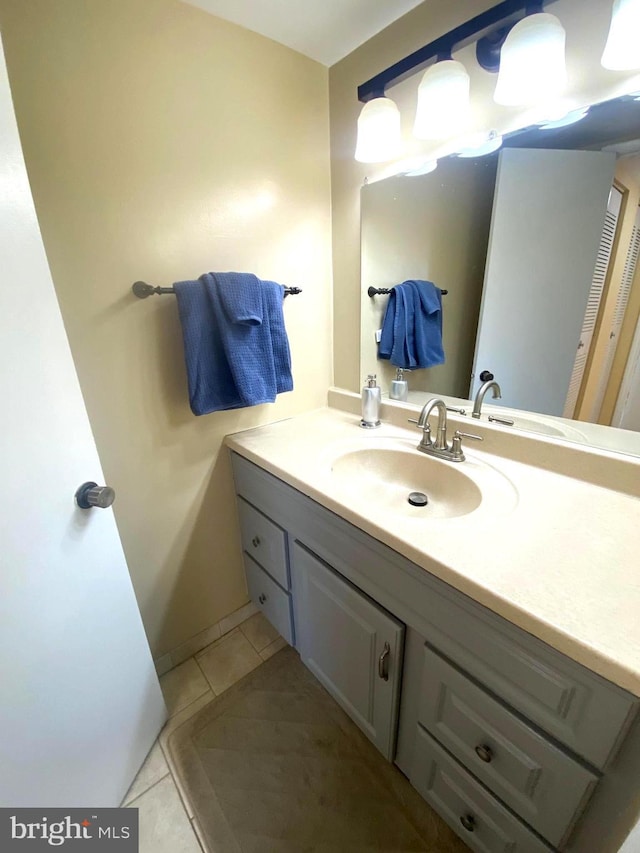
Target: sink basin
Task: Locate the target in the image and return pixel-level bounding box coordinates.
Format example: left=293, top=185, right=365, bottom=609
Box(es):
left=326, top=437, right=517, bottom=520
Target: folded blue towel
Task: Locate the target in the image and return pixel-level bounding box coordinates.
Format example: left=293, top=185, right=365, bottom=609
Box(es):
left=174, top=272, right=293, bottom=415
left=378, top=280, right=445, bottom=370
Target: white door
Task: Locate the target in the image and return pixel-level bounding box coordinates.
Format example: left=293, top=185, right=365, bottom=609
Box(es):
left=0, top=38, right=166, bottom=807
left=471, top=148, right=616, bottom=417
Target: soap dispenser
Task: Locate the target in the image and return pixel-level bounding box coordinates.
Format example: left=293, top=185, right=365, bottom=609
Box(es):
left=389, top=368, right=409, bottom=402
left=361, top=374, right=381, bottom=429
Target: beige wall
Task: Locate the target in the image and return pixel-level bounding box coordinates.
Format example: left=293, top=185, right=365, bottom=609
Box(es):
left=0, top=0, right=332, bottom=657
left=360, top=156, right=497, bottom=399
left=330, top=0, right=640, bottom=394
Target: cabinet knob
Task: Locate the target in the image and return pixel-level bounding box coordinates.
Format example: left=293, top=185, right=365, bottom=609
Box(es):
left=460, top=814, right=476, bottom=833
left=378, top=641, right=390, bottom=681
left=475, top=744, right=493, bottom=763
left=258, top=593, right=267, bottom=605
left=75, top=481, right=116, bottom=509
left=252, top=536, right=261, bottom=548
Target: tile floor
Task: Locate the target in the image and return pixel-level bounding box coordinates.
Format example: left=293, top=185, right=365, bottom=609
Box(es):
left=122, top=609, right=286, bottom=852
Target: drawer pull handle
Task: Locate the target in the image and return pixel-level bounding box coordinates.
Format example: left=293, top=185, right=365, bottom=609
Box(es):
left=258, top=593, right=267, bottom=605
left=378, top=642, right=390, bottom=681
left=251, top=536, right=261, bottom=548
left=475, top=744, right=493, bottom=763
left=460, top=814, right=476, bottom=833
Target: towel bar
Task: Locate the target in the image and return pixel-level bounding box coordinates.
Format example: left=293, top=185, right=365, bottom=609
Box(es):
left=368, top=286, right=448, bottom=297
left=132, top=281, right=302, bottom=299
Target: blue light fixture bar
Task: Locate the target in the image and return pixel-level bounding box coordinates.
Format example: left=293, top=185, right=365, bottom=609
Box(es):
left=357, top=0, right=558, bottom=103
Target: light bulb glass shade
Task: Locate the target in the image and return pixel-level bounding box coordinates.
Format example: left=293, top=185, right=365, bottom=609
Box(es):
left=494, top=12, right=567, bottom=106
left=354, top=97, right=402, bottom=163
left=601, top=0, right=640, bottom=70
left=413, top=60, right=471, bottom=140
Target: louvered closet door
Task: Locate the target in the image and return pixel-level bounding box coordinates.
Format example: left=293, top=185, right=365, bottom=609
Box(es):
left=563, top=186, right=622, bottom=417
left=588, top=204, right=640, bottom=422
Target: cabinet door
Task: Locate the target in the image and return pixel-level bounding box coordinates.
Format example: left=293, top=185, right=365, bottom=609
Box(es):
left=291, top=542, right=404, bottom=760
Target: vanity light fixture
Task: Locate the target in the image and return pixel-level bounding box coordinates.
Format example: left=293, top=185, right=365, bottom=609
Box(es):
left=355, top=0, right=633, bottom=165
left=413, top=58, right=471, bottom=140
left=601, top=0, right=640, bottom=70
left=354, top=96, right=402, bottom=163
left=493, top=9, right=567, bottom=106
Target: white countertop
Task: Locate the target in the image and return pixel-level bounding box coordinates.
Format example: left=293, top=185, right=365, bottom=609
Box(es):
left=226, top=406, right=640, bottom=696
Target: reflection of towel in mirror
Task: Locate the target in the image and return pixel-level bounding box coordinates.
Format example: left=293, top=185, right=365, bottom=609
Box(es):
left=174, top=272, right=293, bottom=415
left=378, top=280, right=445, bottom=369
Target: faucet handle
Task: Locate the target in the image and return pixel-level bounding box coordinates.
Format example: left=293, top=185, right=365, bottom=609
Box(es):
left=451, top=430, right=483, bottom=461
left=409, top=417, right=433, bottom=448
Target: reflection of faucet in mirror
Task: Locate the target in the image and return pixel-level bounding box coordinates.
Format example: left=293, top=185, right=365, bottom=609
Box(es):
left=472, top=380, right=501, bottom=419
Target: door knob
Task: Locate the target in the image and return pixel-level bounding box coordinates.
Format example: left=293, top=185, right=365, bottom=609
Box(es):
left=75, top=481, right=116, bottom=509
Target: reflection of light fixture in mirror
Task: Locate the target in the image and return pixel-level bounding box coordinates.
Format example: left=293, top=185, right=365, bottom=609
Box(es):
left=355, top=97, right=402, bottom=163
left=494, top=12, right=567, bottom=106
left=413, top=60, right=470, bottom=140
left=602, top=0, right=640, bottom=70
left=539, top=106, right=590, bottom=129
left=402, top=158, right=439, bottom=177
left=455, top=129, right=503, bottom=157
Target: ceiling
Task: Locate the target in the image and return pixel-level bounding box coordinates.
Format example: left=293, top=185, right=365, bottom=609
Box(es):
left=179, top=0, right=426, bottom=66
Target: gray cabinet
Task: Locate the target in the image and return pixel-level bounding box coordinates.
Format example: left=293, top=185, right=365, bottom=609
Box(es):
left=236, top=495, right=294, bottom=645
left=229, top=452, right=639, bottom=853
left=291, top=542, right=403, bottom=760
left=416, top=644, right=597, bottom=848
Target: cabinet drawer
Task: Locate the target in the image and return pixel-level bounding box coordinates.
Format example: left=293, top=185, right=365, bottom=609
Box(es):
left=244, top=554, right=293, bottom=645
left=418, top=644, right=597, bottom=847
left=414, top=589, right=635, bottom=771
left=411, top=727, right=552, bottom=853
left=238, top=497, right=289, bottom=590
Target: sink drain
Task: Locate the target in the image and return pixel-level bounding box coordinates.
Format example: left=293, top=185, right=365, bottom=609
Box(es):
left=408, top=491, right=428, bottom=507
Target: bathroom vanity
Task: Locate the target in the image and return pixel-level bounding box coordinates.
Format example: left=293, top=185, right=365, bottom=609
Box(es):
left=226, top=402, right=640, bottom=853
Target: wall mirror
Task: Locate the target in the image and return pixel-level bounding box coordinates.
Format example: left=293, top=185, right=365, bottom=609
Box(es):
left=361, top=94, right=640, bottom=456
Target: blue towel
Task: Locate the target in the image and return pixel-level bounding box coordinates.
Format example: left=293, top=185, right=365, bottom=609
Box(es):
left=174, top=272, right=293, bottom=415
left=378, top=280, right=445, bottom=370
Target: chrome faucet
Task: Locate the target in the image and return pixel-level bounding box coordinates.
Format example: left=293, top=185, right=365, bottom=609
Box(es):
left=417, top=398, right=448, bottom=451
left=409, top=398, right=482, bottom=462
left=472, top=380, right=502, bottom=419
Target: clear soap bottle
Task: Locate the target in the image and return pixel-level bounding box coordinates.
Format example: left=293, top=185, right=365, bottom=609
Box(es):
left=389, top=368, right=409, bottom=401
left=361, top=374, right=381, bottom=429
